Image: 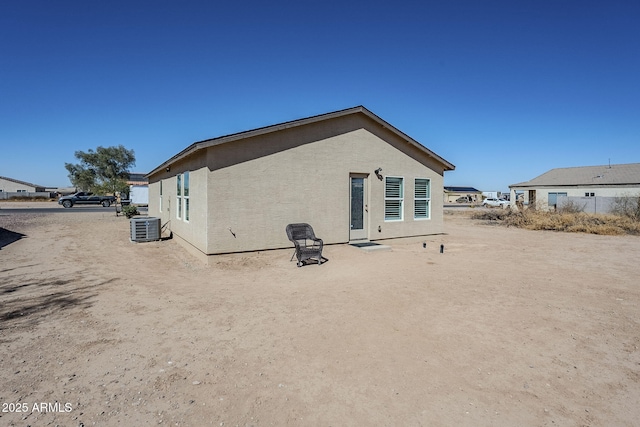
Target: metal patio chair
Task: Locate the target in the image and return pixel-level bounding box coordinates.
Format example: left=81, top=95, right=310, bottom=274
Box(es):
left=285, top=223, right=324, bottom=267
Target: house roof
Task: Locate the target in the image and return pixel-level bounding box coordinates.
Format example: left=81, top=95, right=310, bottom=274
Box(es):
left=0, top=175, right=44, bottom=188
left=127, top=172, right=148, bottom=185
left=147, top=106, right=455, bottom=177
left=444, top=186, right=481, bottom=193
left=510, top=163, right=640, bottom=188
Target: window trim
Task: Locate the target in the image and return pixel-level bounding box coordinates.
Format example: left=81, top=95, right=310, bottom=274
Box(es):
left=183, top=171, right=190, bottom=223
left=414, top=178, right=431, bottom=220
left=384, top=176, right=404, bottom=222
left=176, top=172, right=190, bottom=222
left=176, top=174, right=182, bottom=220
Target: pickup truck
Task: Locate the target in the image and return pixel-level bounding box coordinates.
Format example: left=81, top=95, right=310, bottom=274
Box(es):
left=58, top=192, right=116, bottom=208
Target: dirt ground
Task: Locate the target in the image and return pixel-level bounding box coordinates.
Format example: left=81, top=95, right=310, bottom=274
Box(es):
left=1, top=202, right=639, bottom=426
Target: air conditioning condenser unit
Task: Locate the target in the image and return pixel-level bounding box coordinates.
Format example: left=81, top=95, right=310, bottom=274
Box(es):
left=130, top=217, right=161, bottom=242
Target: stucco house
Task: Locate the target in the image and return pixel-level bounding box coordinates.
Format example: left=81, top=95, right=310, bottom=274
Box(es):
left=146, top=106, right=455, bottom=260
left=509, top=162, right=640, bottom=211
left=0, top=176, right=48, bottom=199
left=443, top=186, right=482, bottom=204
left=0, top=176, right=46, bottom=193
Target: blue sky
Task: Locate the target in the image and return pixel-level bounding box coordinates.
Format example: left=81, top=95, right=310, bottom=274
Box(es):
left=1, top=0, right=639, bottom=192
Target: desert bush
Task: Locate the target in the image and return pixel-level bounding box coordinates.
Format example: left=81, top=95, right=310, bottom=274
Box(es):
left=610, top=195, right=640, bottom=221
left=501, top=211, right=529, bottom=228
left=470, top=209, right=509, bottom=221
left=557, top=199, right=586, bottom=214
left=566, top=223, right=626, bottom=235
left=473, top=209, right=640, bottom=236
left=122, top=205, right=139, bottom=219
left=7, top=195, right=52, bottom=201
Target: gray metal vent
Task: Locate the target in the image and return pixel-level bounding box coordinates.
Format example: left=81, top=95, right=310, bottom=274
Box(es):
left=130, top=217, right=161, bottom=242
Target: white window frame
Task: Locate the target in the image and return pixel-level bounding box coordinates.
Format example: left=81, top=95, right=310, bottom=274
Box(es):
left=384, top=176, right=404, bottom=221
left=176, top=174, right=182, bottom=220
left=414, top=178, right=431, bottom=220
left=175, top=172, right=190, bottom=222
left=183, top=171, right=189, bottom=222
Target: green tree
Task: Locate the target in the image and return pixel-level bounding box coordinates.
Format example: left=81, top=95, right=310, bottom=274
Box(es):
left=65, top=145, right=135, bottom=194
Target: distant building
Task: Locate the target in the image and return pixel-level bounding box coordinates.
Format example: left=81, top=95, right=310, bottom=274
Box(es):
left=509, top=163, right=640, bottom=211
left=0, top=176, right=46, bottom=193
left=127, top=173, right=149, bottom=205
left=444, top=186, right=482, bottom=203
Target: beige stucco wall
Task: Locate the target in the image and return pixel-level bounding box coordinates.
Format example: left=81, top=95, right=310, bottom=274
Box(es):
left=149, top=154, right=209, bottom=254
left=149, top=113, right=449, bottom=255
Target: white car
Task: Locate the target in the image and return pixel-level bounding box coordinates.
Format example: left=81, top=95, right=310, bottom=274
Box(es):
left=482, top=198, right=509, bottom=208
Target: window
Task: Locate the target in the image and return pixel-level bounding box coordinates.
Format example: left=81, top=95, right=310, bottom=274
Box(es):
left=414, top=178, right=430, bottom=219
left=183, top=171, right=189, bottom=222
left=159, top=181, right=163, bottom=213
left=17, top=189, right=26, bottom=193
left=548, top=192, right=567, bottom=207
left=176, top=174, right=182, bottom=219
left=176, top=172, right=190, bottom=222
left=385, top=177, right=404, bottom=221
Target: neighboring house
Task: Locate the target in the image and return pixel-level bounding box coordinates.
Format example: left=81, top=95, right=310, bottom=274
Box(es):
left=147, top=106, right=455, bottom=260
left=509, top=163, right=640, bottom=211
left=0, top=176, right=46, bottom=193
left=444, top=186, right=482, bottom=203
left=127, top=173, right=149, bottom=205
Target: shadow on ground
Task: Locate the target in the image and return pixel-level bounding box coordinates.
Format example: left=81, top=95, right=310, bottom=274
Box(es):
left=0, top=227, right=26, bottom=250
left=0, top=273, right=115, bottom=337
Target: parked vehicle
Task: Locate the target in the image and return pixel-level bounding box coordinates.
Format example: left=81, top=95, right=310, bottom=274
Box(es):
left=58, top=192, right=116, bottom=208
left=482, top=198, right=509, bottom=208
left=118, top=192, right=131, bottom=206
left=456, top=196, right=472, bottom=203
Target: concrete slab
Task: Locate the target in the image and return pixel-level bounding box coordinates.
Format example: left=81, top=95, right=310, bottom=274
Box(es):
left=349, top=242, right=392, bottom=252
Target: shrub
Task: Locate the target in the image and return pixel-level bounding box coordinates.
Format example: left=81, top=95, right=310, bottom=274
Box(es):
left=470, top=209, right=510, bottom=221
left=470, top=209, right=640, bottom=236
left=122, top=205, right=139, bottom=219
left=557, top=199, right=586, bottom=214
left=7, top=195, right=52, bottom=201
left=610, top=195, right=640, bottom=221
